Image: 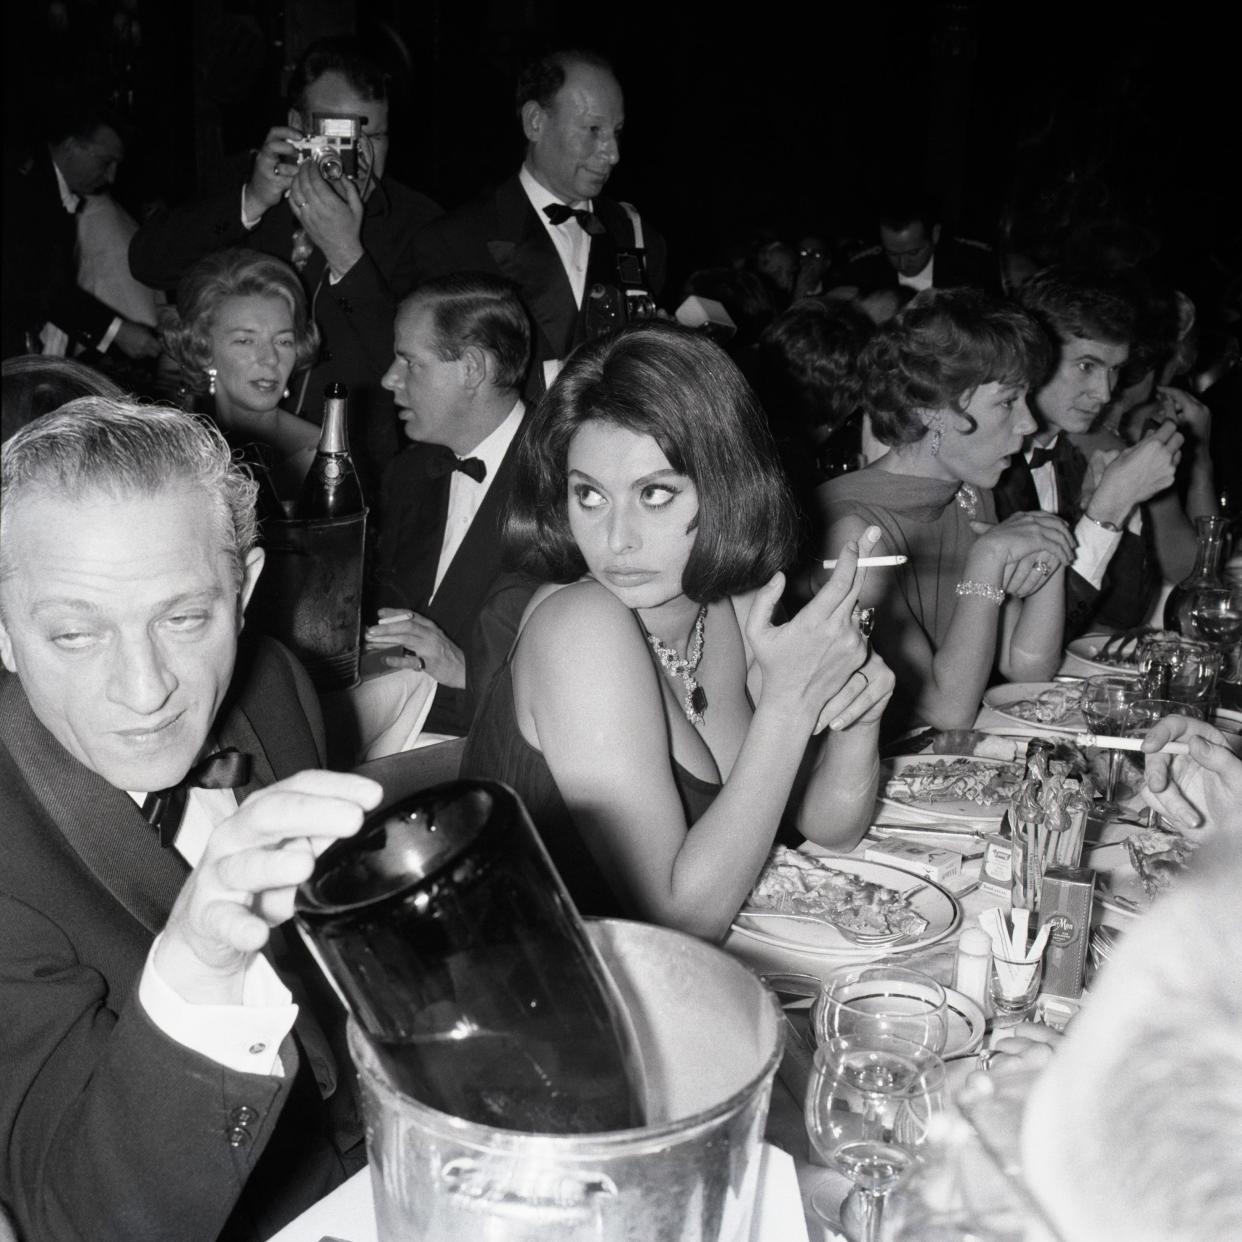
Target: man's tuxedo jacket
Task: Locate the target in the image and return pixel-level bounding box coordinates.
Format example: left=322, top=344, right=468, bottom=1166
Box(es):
left=993, top=440, right=1156, bottom=636
left=373, top=434, right=536, bottom=736
left=1, top=147, right=120, bottom=358
left=834, top=235, right=1000, bottom=300
left=409, top=174, right=667, bottom=400
left=0, top=637, right=360, bottom=1242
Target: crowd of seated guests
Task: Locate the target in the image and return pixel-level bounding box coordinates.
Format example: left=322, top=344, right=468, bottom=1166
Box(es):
left=3, top=24, right=1241, bottom=1242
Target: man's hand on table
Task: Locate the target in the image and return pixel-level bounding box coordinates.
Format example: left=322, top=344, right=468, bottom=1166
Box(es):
left=365, top=608, right=466, bottom=688
left=1141, top=714, right=1242, bottom=830
left=153, top=770, right=382, bottom=1005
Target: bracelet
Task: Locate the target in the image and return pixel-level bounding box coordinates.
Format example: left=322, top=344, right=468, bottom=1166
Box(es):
left=955, top=580, right=1005, bottom=605
left=1081, top=511, right=1121, bottom=533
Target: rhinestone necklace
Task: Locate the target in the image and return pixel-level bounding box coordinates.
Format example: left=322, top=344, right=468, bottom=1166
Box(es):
left=645, top=604, right=709, bottom=725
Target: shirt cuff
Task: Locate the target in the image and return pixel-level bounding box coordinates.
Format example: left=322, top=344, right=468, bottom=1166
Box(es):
left=97, top=316, right=122, bottom=354
left=1072, top=514, right=1123, bottom=590
left=240, top=185, right=262, bottom=231
left=139, top=933, right=298, bottom=1077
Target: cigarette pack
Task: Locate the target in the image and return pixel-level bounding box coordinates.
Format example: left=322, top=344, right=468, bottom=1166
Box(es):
left=863, top=838, right=961, bottom=884
left=979, top=827, right=1014, bottom=900
left=1036, top=866, right=1095, bottom=999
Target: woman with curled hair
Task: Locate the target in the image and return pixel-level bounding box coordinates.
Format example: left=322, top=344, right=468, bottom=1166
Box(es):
left=162, top=248, right=320, bottom=503
left=463, top=321, right=894, bottom=939
left=818, top=288, right=1074, bottom=737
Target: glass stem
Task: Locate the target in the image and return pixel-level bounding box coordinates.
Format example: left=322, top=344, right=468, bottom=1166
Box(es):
left=1105, top=749, right=1122, bottom=802
left=854, top=1185, right=889, bottom=1242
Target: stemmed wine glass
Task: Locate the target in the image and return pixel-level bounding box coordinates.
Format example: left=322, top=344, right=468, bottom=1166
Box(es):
left=814, top=964, right=950, bottom=1055
left=804, top=1034, right=946, bottom=1241
left=1082, top=675, right=1143, bottom=810
left=1124, top=698, right=1206, bottom=829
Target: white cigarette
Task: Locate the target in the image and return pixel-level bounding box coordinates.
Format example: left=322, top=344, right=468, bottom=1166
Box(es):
left=820, top=555, right=909, bottom=569
left=1082, top=734, right=1190, bottom=755
left=372, top=612, right=412, bottom=626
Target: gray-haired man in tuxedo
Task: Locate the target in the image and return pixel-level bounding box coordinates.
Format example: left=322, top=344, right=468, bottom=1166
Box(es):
left=0, top=399, right=380, bottom=1241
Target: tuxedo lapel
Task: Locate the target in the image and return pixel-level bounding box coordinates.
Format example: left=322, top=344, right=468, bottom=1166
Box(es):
left=1053, top=438, right=1088, bottom=521
left=993, top=453, right=1039, bottom=519
left=490, top=178, right=578, bottom=360
left=0, top=676, right=186, bottom=933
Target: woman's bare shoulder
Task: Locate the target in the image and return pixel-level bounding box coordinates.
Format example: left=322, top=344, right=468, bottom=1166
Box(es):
left=521, top=579, right=642, bottom=653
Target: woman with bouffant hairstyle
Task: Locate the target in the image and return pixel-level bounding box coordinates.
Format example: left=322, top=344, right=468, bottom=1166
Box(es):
left=162, top=248, right=320, bottom=502
left=464, top=322, right=894, bottom=939
left=818, top=288, right=1072, bottom=737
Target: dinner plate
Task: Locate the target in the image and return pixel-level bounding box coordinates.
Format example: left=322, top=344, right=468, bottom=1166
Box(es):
left=981, top=681, right=1087, bottom=733
left=732, top=856, right=962, bottom=958
left=1064, top=633, right=1142, bottom=676
left=812, top=980, right=986, bottom=1060
left=878, top=754, right=1019, bottom=825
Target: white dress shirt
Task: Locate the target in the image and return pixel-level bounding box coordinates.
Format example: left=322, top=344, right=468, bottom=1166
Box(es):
left=432, top=399, right=525, bottom=598
left=1026, top=434, right=1122, bottom=591
left=897, top=254, right=935, bottom=293
left=131, top=786, right=298, bottom=1077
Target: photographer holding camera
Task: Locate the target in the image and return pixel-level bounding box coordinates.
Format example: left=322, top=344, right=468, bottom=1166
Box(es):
left=130, top=37, right=441, bottom=496
left=410, top=49, right=667, bottom=400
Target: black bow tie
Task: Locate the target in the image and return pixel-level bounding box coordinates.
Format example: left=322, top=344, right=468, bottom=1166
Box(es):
left=142, top=748, right=252, bottom=848
left=427, top=453, right=487, bottom=483
left=1027, top=439, right=1063, bottom=471
left=543, top=202, right=606, bottom=235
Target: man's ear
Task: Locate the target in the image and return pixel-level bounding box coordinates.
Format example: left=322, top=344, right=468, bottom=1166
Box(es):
left=288, top=107, right=306, bottom=134
left=520, top=100, right=544, bottom=144
left=239, top=547, right=266, bottom=616
left=460, top=345, right=489, bottom=393
left=0, top=615, right=16, bottom=675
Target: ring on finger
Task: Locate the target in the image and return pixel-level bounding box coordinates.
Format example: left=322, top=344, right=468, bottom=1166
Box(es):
left=856, top=668, right=870, bottom=689
left=1035, top=560, right=1051, bottom=575
left=851, top=603, right=876, bottom=638
left=403, top=647, right=426, bottom=672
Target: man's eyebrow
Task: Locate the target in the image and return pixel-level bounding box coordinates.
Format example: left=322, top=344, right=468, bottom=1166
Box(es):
left=30, top=588, right=226, bottom=616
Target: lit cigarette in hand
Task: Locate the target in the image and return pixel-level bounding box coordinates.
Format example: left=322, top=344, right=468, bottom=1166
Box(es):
left=821, top=555, right=908, bottom=569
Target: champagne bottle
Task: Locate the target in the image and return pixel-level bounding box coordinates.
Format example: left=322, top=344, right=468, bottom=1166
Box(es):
left=296, top=382, right=363, bottom=518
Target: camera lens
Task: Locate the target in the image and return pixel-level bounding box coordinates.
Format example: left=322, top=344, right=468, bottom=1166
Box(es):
left=319, top=156, right=344, bottom=181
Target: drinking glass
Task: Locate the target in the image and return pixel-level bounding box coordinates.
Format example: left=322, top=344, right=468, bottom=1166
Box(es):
left=987, top=947, right=1042, bottom=1030
left=1188, top=585, right=1242, bottom=649
left=1081, top=675, right=1142, bottom=808
left=1123, top=699, right=1206, bottom=830
left=815, top=964, right=950, bottom=1055
left=805, top=1035, right=946, bottom=1241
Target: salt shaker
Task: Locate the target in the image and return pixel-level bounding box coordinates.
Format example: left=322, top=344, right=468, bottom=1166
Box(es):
left=954, top=926, right=993, bottom=1013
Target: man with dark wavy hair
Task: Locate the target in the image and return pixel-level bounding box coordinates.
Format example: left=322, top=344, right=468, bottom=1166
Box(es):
left=410, top=48, right=666, bottom=399
left=994, top=266, right=1184, bottom=635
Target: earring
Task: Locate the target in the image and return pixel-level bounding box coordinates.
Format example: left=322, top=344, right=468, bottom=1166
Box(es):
left=206, top=367, right=217, bottom=396
left=927, top=414, right=943, bottom=457
left=283, top=386, right=290, bottom=401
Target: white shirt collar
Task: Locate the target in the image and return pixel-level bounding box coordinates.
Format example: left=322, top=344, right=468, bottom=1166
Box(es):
left=49, top=151, right=81, bottom=215
left=463, top=398, right=525, bottom=480
left=1025, top=431, right=1060, bottom=463
left=519, top=163, right=590, bottom=216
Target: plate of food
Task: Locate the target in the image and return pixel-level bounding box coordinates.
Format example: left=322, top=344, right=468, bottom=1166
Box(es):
left=981, top=681, right=1087, bottom=732
left=1064, top=631, right=1146, bottom=675
left=878, top=754, right=1022, bottom=824
left=733, top=847, right=961, bottom=957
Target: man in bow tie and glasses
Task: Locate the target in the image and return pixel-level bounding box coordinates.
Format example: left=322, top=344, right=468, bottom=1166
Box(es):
left=368, top=274, right=537, bottom=736
left=410, top=49, right=667, bottom=400
left=0, top=399, right=381, bottom=1240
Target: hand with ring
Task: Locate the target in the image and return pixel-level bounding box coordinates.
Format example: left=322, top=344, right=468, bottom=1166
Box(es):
left=364, top=608, right=466, bottom=687
left=245, top=125, right=303, bottom=218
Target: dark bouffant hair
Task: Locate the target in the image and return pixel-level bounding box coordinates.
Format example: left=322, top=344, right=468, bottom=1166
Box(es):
left=756, top=300, right=874, bottom=434
left=1018, top=265, right=1136, bottom=350
left=862, top=288, right=1052, bottom=447
left=286, top=36, right=388, bottom=115
left=505, top=321, right=799, bottom=603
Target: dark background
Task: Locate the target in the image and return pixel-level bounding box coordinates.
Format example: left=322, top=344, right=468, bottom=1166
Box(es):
left=5, top=0, right=1237, bottom=309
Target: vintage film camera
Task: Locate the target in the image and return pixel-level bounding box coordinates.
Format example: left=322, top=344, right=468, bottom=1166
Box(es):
left=583, top=247, right=657, bottom=340
left=286, top=114, right=364, bottom=181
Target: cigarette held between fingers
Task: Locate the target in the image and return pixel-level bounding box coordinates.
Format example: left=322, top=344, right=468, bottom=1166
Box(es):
left=821, top=555, right=908, bottom=569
